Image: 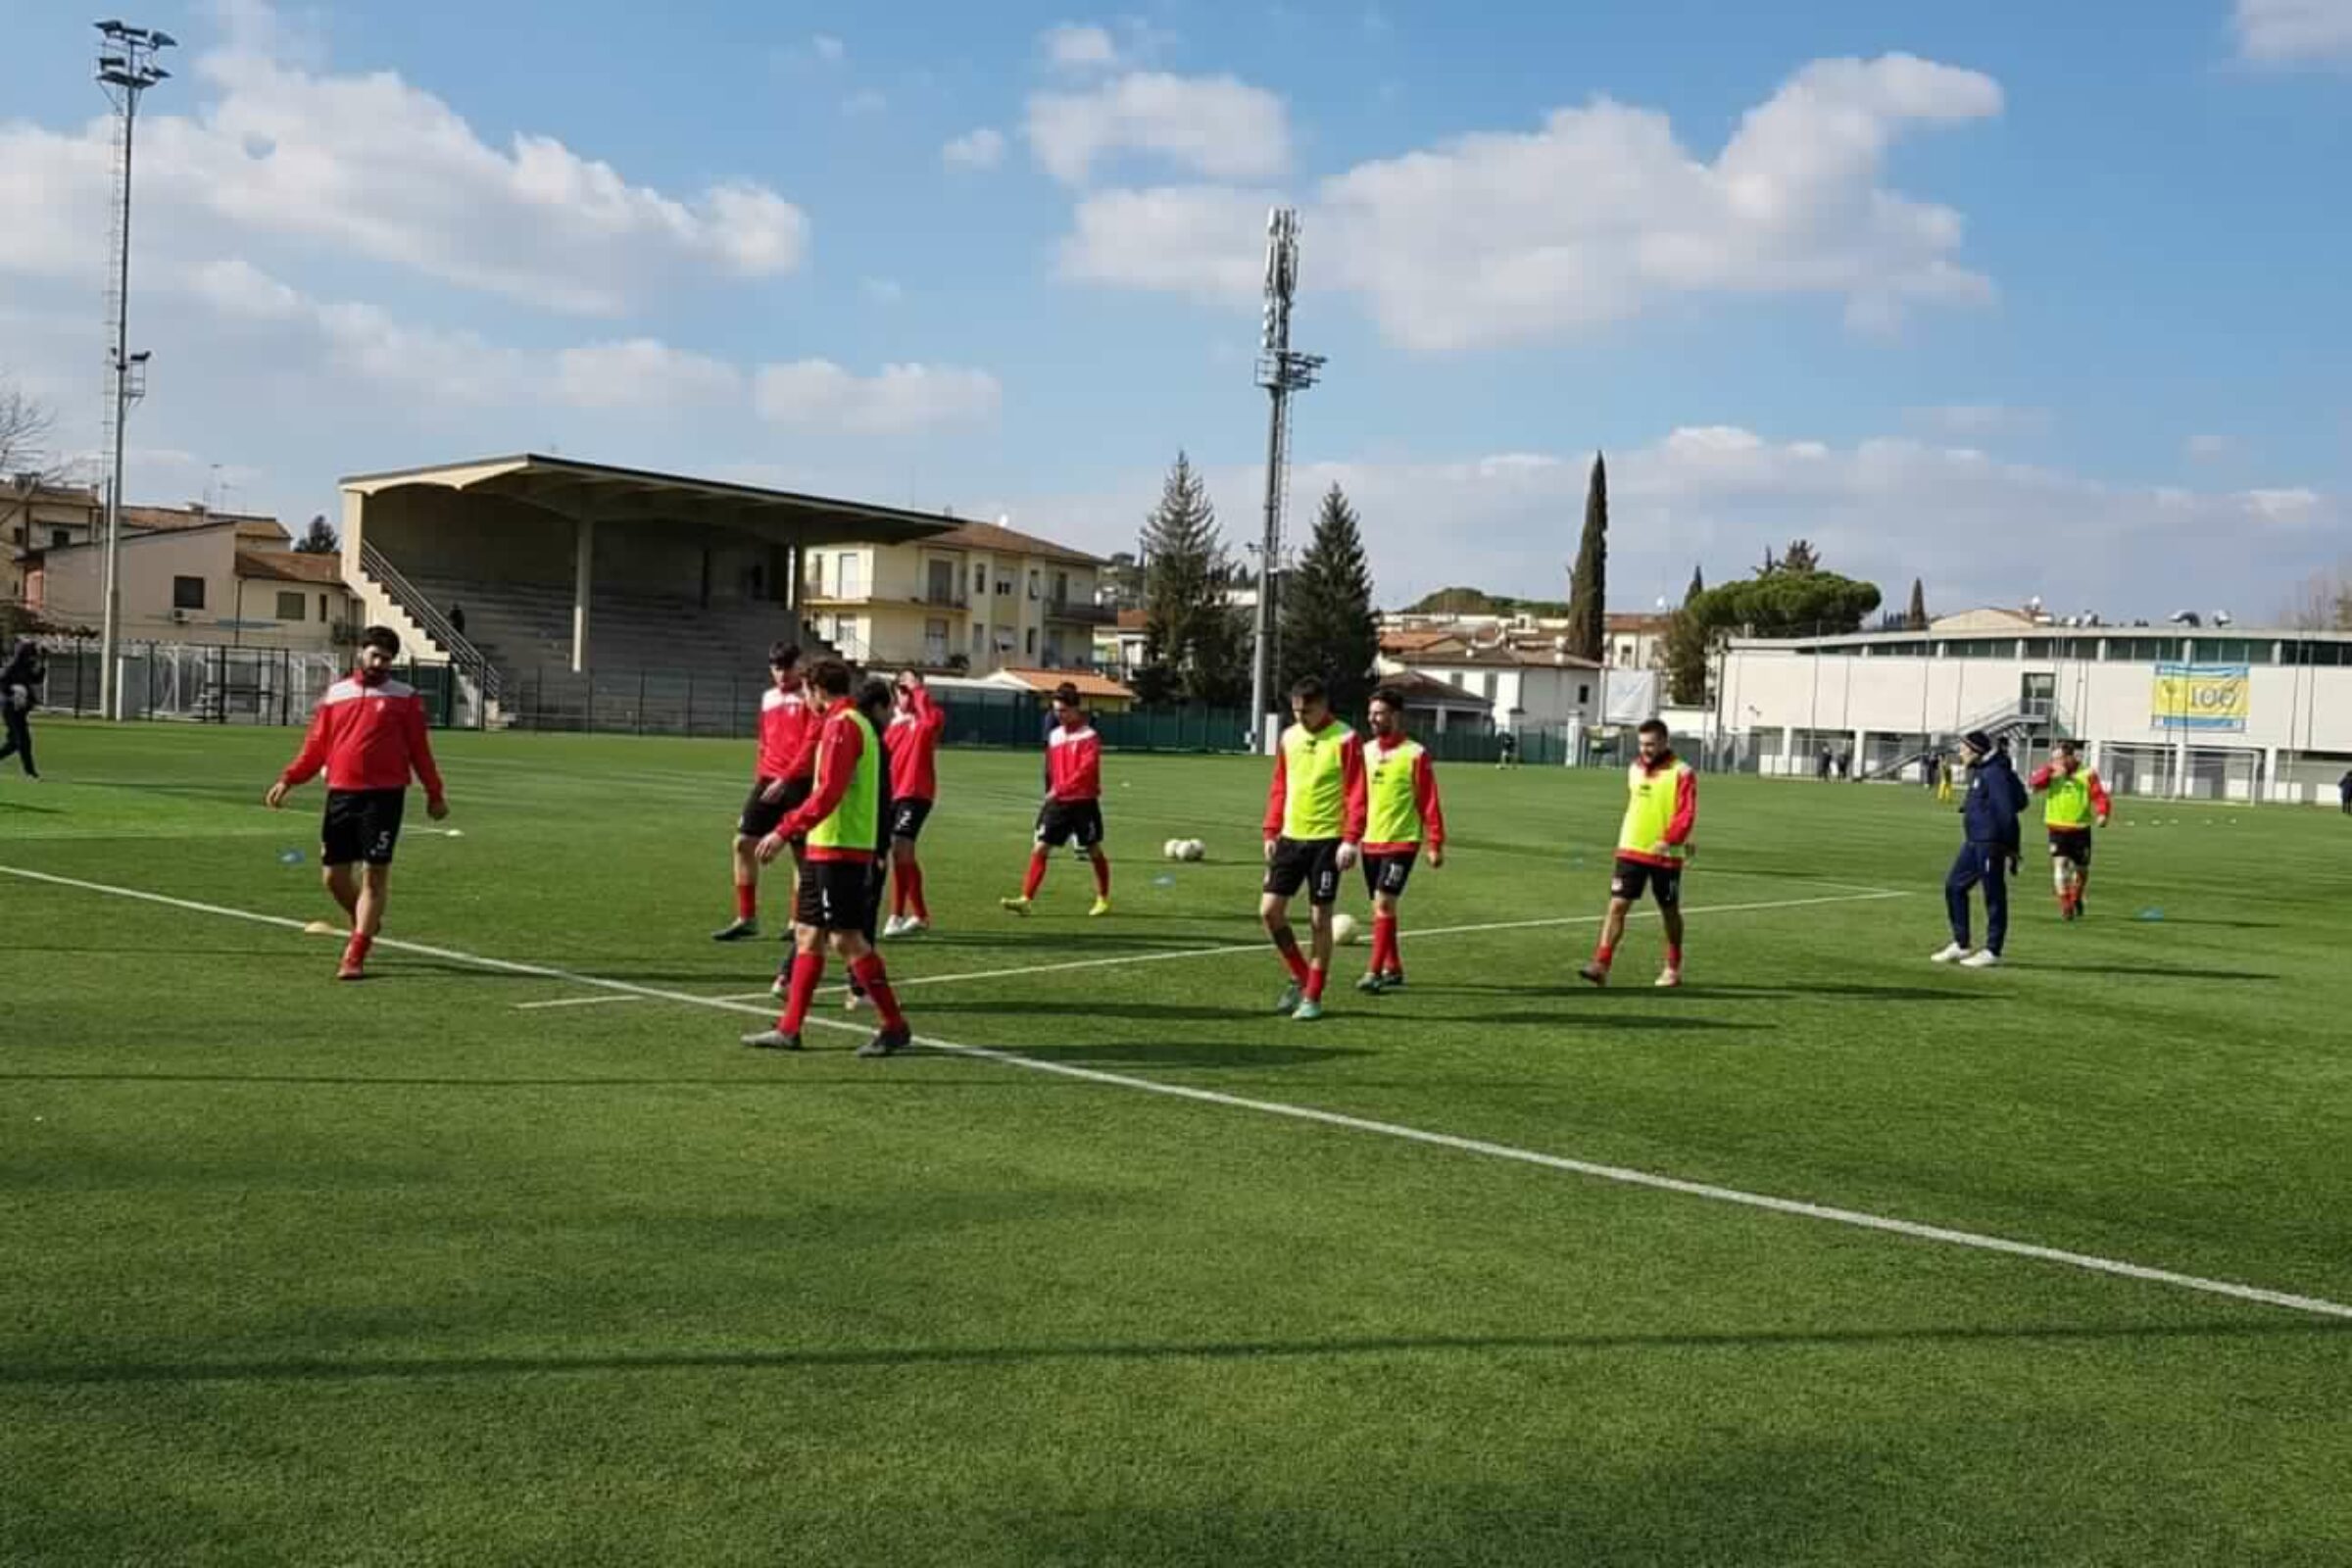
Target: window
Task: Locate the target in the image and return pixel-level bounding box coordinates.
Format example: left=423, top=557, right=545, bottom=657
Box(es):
left=1054, top=570, right=1069, bottom=605
left=172, top=575, right=206, bottom=611
left=2022, top=639, right=2051, bottom=659
left=1025, top=626, right=1038, bottom=655
left=318, top=594, right=328, bottom=622
left=2202, top=639, right=2252, bottom=663
left=1480, top=671, right=1497, bottom=699
left=1028, top=568, right=1041, bottom=601
left=275, top=591, right=306, bottom=620
left=971, top=623, right=984, bottom=657
left=924, top=618, right=950, bottom=664
left=50, top=528, right=71, bottom=549
left=1579, top=684, right=1592, bottom=705
left=6, top=525, right=19, bottom=544
left=834, top=553, right=861, bottom=598
left=996, top=575, right=1014, bottom=597
left=972, top=563, right=986, bottom=594
left=806, top=555, right=823, bottom=593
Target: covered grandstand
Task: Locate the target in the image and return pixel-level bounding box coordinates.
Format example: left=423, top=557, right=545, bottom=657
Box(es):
left=338, top=455, right=960, bottom=729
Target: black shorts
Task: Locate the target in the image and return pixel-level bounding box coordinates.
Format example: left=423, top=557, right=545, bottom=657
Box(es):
left=1035, top=799, right=1104, bottom=849
left=321, top=788, right=406, bottom=867
left=2048, top=828, right=2093, bottom=868
left=1610, top=857, right=1683, bottom=906
left=1265, top=837, right=1345, bottom=905
left=889, top=797, right=934, bottom=843
left=1361, top=851, right=1417, bottom=900
left=738, top=775, right=813, bottom=841
left=795, top=858, right=878, bottom=933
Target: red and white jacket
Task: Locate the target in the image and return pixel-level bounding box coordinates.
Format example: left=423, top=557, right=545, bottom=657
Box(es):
left=757, top=683, right=820, bottom=781
left=280, top=675, right=446, bottom=798
left=887, top=687, right=946, bottom=803
left=1045, top=721, right=1102, bottom=803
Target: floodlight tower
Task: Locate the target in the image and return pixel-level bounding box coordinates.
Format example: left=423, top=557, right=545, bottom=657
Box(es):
left=1247, top=208, right=1324, bottom=749
left=94, top=19, right=174, bottom=720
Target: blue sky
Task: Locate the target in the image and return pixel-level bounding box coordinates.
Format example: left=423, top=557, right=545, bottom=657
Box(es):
left=1, top=0, right=2346, bottom=617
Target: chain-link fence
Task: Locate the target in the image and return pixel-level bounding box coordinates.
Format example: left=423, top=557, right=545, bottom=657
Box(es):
left=32, top=637, right=462, bottom=727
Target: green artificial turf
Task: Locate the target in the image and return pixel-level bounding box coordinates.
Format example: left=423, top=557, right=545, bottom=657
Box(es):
left=3, top=720, right=2349, bottom=1566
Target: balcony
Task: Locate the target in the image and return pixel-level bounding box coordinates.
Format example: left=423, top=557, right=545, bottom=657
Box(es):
left=1046, top=597, right=1115, bottom=626
left=916, top=585, right=969, bottom=609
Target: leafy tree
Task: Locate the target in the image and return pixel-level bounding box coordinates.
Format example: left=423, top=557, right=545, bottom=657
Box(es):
left=1565, top=452, right=1607, bottom=661
left=1667, top=566, right=1885, bottom=705
left=1906, top=577, right=1929, bottom=630
left=1781, top=538, right=1821, bottom=574
left=1279, top=485, right=1381, bottom=718
left=1137, top=452, right=1248, bottom=706
left=295, top=514, right=339, bottom=554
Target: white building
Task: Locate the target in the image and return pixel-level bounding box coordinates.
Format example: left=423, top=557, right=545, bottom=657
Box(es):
left=1375, top=637, right=1605, bottom=732
left=1715, top=625, right=2352, bottom=804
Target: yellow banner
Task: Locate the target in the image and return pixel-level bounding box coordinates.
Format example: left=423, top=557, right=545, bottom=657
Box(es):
left=2151, top=662, right=2249, bottom=731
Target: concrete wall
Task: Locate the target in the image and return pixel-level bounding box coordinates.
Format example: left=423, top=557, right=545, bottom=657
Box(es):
left=37, top=526, right=352, bottom=652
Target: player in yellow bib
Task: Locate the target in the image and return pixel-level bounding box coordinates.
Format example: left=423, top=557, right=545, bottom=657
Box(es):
left=2028, top=738, right=2111, bottom=920
left=1355, top=687, right=1446, bottom=993
left=1581, top=719, right=1697, bottom=989
left=1260, top=677, right=1368, bottom=1021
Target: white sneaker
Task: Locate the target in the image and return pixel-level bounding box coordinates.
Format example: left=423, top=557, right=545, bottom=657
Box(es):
left=881, top=915, right=908, bottom=939
left=769, top=972, right=789, bottom=1000
left=845, top=990, right=867, bottom=1011
left=1959, top=950, right=2002, bottom=970
left=902, top=917, right=929, bottom=937
left=1931, top=942, right=1970, bottom=964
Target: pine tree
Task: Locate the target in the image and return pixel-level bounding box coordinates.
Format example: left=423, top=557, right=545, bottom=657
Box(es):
left=1782, top=538, right=1821, bottom=574
left=1907, top=577, right=1929, bottom=630
left=1565, top=452, right=1607, bottom=662
left=1138, top=452, right=1246, bottom=705
left=1279, top=485, right=1381, bottom=718
left=294, top=514, right=338, bottom=554
left=1685, top=564, right=1704, bottom=605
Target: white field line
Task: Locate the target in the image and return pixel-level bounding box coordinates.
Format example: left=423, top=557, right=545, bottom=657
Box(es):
left=6, top=862, right=2350, bottom=1325
left=506, top=889, right=1911, bottom=1011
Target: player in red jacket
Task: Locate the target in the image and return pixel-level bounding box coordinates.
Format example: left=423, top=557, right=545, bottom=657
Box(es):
left=882, top=670, right=947, bottom=937
left=265, top=627, right=448, bottom=981
left=1001, top=682, right=1111, bottom=917
left=714, top=642, right=817, bottom=941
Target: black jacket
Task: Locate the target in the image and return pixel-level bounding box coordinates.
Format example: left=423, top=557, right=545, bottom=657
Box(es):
left=1, top=643, right=44, bottom=692
left=1960, top=751, right=2028, bottom=848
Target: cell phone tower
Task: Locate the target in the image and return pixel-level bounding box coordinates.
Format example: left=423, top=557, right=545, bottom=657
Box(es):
left=94, top=20, right=174, bottom=721
left=1247, top=208, right=1325, bottom=749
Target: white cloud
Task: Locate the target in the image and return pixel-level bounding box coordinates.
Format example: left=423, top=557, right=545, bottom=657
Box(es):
left=753, top=361, right=1004, bottom=434
left=1054, top=54, right=2001, bottom=350
left=1058, top=185, right=1282, bottom=297
left=553, top=340, right=743, bottom=412
left=1027, top=72, right=1293, bottom=185
left=1006, top=427, right=2346, bottom=617
left=2234, top=0, right=2352, bottom=63
left=1043, top=23, right=1121, bottom=71
left=0, top=7, right=809, bottom=315
left=943, top=126, right=1008, bottom=170
left=812, top=32, right=847, bottom=64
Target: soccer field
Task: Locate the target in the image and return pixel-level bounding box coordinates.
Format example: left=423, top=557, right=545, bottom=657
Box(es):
left=5, top=722, right=2351, bottom=1567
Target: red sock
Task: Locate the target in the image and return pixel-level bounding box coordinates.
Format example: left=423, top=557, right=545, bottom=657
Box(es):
left=1373, top=914, right=1399, bottom=975
left=849, top=955, right=906, bottom=1030
left=780, top=950, right=824, bottom=1033
left=904, top=861, right=928, bottom=921
left=1091, top=850, right=1111, bottom=898
left=1305, top=964, right=1327, bottom=1003
left=735, top=883, right=757, bottom=921
left=1274, top=930, right=1311, bottom=985
left=343, top=932, right=372, bottom=967
left=1667, top=946, right=1684, bottom=970
left=1021, top=850, right=1049, bottom=900
left=1592, top=943, right=1615, bottom=967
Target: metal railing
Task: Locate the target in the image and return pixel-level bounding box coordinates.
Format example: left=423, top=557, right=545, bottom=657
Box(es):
left=358, top=541, right=504, bottom=707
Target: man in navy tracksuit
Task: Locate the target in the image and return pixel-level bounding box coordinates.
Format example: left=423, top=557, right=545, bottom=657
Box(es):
left=1933, top=730, right=2028, bottom=970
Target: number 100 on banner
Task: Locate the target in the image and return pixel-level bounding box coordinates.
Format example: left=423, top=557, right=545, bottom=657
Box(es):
left=2152, top=662, right=2250, bottom=731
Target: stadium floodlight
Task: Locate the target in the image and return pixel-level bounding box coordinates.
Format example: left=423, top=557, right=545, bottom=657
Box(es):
left=92, top=19, right=173, bottom=720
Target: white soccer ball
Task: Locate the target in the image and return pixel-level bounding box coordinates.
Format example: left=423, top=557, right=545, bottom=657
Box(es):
left=1181, top=839, right=1206, bottom=861
left=1163, top=838, right=1183, bottom=859
left=1332, top=911, right=1362, bottom=946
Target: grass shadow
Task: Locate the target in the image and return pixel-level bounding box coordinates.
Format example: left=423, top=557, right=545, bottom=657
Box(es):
left=2026, top=962, right=2279, bottom=982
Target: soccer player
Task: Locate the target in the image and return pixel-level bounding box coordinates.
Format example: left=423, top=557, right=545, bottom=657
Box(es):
left=843, top=677, right=901, bottom=1012
left=741, top=660, right=913, bottom=1056
left=1001, top=682, right=1111, bottom=917
left=1933, top=729, right=2028, bottom=969
left=2030, top=739, right=2111, bottom=920
left=882, top=670, right=945, bottom=937
left=714, top=643, right=816, bottom=942
left=1356, top=687, right=1445, bottom=994
left=0, top=636, right=44, bottom=780
left=1581, top=718, right=1695, bottom=989
left=264, top=626, right=448, bottom=981
left=1261, top=676, right=1368, bottom=1021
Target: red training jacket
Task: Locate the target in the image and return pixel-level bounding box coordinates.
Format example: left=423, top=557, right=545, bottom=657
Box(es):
left=1045, top=720, right=1102, bottom=802
left=776, top=698, right=872, bottom=862
left=887, top=686, right=946, bottom=803
left=757, top=683, right=819, bottom=780
left=1361, top=733, right=1446, bottom=855
left=280, top=675, right=445, bottom=798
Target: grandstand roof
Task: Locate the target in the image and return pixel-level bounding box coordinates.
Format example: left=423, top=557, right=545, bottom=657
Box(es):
left=338, top=454, right=960, bottom=548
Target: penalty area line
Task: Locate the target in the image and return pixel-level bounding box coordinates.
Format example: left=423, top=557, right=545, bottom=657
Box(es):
left=9, top=865, right=2344, bottom=1324
left=508, top=887, right=1913, bottom=1012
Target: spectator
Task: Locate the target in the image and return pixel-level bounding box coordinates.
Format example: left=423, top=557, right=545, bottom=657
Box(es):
left=2339, top=768, right=2351, bottom=815
left=1817, top=745, right=1834, bottom=781
left=448, top=602, right=466, bottom=638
